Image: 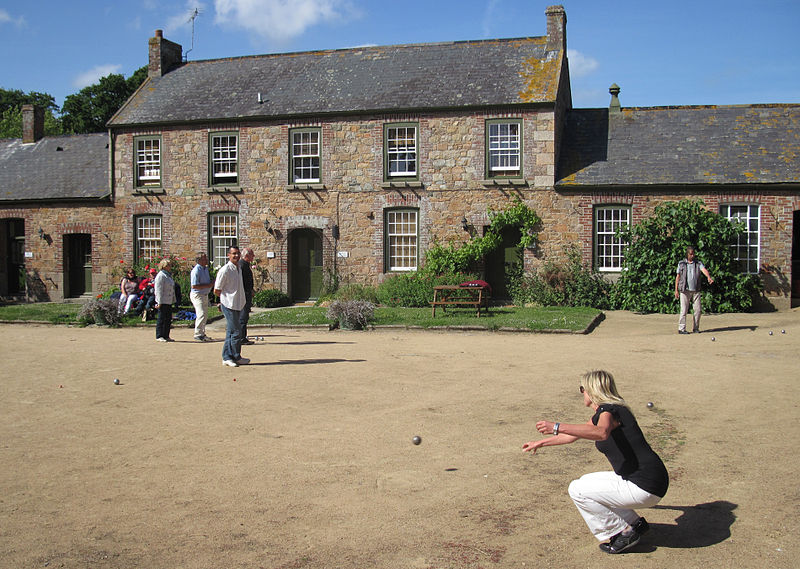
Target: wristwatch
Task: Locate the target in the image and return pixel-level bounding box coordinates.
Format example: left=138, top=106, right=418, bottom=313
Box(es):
left=553, top=422, right=560, bottom=435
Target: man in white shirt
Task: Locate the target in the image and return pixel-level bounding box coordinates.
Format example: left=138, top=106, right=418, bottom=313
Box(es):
left=214, top=246, right=249, bottom=367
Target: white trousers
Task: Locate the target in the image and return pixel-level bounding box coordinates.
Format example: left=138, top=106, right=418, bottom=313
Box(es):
left=190, top=291, right=210, bottom=338
left=568, top=471, right=662, bottom=541
left=678, top=291, right=702, bottom=332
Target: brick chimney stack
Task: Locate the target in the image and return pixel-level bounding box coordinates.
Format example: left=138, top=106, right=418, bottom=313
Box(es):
left=148, top=29, right=183, bottom=79
left=546, top=5, right=567, bottom=52
left=22, top=104, right=44, bottom=144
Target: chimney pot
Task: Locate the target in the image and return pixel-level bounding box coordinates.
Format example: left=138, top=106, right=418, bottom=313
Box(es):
left=155, top=29, right=163, bottom=38
left=22, top=104, right=44, bottom=143
left=609, top=84, right=621, bottom=112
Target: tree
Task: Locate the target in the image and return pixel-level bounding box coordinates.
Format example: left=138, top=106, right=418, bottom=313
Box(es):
left=0, top=88, right=62, bottom=138
left=61, top=66, right=147, bottom=133
left=612, top=199, right=763, bottom=313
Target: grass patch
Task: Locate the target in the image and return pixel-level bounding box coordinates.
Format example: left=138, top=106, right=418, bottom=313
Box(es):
left=0, top=303, right=81, bottom=324
left=0, top=303, right=222, bottom=327
left=249, top=305, right=600, bottom=332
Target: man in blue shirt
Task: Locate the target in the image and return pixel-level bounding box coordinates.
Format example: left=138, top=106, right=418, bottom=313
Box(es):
left=190, top=252, right=214, bottom=341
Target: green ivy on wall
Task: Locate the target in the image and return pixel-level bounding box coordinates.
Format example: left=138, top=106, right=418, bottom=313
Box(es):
left=423, top=199, right=540, bottom=275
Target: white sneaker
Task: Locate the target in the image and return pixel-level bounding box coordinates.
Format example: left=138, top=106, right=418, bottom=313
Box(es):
left=236, top=357, right=250, bottom=365
left=157, top=337, right=168, bottom=342
left=222, top=360, right=239, bottom=367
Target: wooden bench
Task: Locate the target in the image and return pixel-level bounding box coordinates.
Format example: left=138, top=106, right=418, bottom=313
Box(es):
left=431, top=285, right=490, bottom=317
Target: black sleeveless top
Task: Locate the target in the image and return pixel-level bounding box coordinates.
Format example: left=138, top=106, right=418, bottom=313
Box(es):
left=592, top=404, right=669, bottom=497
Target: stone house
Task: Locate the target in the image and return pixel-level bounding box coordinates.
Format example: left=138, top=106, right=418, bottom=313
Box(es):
left=2, top=5, right=799, bottom=308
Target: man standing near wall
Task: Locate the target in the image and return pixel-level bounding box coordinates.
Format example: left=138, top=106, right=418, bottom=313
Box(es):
left=239, top=247, right=255, bottom=345
left=674, top=246, right=714, bottom=334
left=214, top=246, right=249, bottom=367
left=190, top=252, right=214, bottom=341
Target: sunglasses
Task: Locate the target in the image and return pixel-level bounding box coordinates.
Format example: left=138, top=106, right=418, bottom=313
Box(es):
left=579, top=386, right=585, bottom=394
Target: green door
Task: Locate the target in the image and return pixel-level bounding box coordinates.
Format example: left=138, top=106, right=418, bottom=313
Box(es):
left=1, top=219, right=25, bottom=295
left=290, top=229, right=322, bottom=301
left=484, top=226, right=522, bottom=300
left=65, top=234, right=92, bottom=298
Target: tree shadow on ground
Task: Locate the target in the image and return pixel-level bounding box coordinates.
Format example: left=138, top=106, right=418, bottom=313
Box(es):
left=639, top=500, right=737, bottom=551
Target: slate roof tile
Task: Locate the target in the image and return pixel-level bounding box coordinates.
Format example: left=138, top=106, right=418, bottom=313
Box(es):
left=557, top=105, right=800, bottom=187
left=109, top=37, right=559, bottom=126
left=0, top=133, right=109, bottom=202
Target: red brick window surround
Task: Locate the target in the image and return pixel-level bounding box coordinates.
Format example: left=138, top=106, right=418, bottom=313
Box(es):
left=385, top=208, right=418, bottom=272
left=384, top=123, right=418, bottom=180
left=290, top=127, right=321, bottom=183
left=720, top=204, right=760, bottom=274
left=134, top=214, right=162, bottom=262
left=594, top=205, right=630, bottom=272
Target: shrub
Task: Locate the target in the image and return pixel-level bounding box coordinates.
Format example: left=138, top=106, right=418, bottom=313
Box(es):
left=78, top=298, right=122, bottom=326
left=613, top=199, right=763, bottom=313
left=376, top=270, right=476, bottom=307
left=333, top=283, right=379, bottom=304
left=510, top=247, right=612, bottom=309
left=253, top=288, right=291, bottom=308
left=326, top=300, right=375, bottom=330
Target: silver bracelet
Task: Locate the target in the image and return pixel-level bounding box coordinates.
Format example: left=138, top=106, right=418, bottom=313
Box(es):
left=553, top=422, right=560, bottom=435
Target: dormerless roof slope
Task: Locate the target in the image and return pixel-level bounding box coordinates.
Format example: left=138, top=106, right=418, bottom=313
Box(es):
left=0, top=133, right=110, bottom=202
left=109, top=37, right=563, bottom=126
left=557, top=105, right=800, bottom=187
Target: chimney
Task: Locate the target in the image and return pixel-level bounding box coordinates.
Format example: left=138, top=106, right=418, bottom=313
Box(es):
left=22, top=104, right=44, bottom=143
left=609, top=84, right=621, bottom=112
left=148, top=29, right=183, bottom=79
left=546, top=5, right=567, bottom=51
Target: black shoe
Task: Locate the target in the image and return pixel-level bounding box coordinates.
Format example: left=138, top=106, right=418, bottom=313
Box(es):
left=599, top=530, right=641, bottom=554
left=241, top=339, right=255, bottom=345
left=632, top=517, right=649, bottom=535
left=693, top=329, right=701, bottom=334
left=678, top=330, right=689, bottom=335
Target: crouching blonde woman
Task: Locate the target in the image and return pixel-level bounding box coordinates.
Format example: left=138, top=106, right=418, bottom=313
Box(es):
left=522, top=370, right=668, bottom=554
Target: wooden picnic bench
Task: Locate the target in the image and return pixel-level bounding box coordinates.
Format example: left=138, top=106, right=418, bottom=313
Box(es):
left=431, top=284, right=490, bottom=317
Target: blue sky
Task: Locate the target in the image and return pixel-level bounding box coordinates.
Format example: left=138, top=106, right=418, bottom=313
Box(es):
left=2, top=0, right=798, bottom=110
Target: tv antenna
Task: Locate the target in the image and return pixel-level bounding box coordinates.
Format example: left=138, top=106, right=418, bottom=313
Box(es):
left=184, top=7, right=201, bottom=60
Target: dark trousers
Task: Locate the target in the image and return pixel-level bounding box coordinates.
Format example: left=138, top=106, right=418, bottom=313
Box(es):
left=239, top=296, right=252, bottom=339
left=156, top=303, right=173, bottom=339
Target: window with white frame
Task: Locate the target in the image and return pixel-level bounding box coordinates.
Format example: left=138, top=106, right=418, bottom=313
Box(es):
left=290, top=128, right=321, bottom=183
left=720, top=204, right=760, bottom=273
left=209, top=213, right=238, bottom=268
left=594, top=206, right=630, bottom=271
left=134, top=215, right=162, bottom=262
left=210, top=132, right=238, bottom=185
left=385, top=123, right=418, bottom=179
left=135, top=136, right=161, bottom=187
left=487, top=120, right=521, bottom=177
left=385, top=209, right=418, bottom=271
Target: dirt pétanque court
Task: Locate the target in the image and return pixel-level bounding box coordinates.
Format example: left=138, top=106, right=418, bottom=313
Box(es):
left=1, top=309, right=798, bottom=568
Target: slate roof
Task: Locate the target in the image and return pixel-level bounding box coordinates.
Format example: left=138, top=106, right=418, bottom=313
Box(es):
left=109, top=37, right=562, bottom=126
left=0, top=133, right=110, bottom=202
left=557, top=105, right=800, bottom=188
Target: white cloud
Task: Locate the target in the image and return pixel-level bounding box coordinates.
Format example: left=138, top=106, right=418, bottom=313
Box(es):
left=213, top=0, right=350, bottom=42
left=0, top=8, right=26, bottom=27
left=72, top=64, right=123, bottom=89
left=567, top=49, right=599, bottom=78
left=164, top=2, right=207, bottom=35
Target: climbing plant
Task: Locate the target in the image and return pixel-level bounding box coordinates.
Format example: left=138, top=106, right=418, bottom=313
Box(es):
left=423, top=199, right=541, bottom=275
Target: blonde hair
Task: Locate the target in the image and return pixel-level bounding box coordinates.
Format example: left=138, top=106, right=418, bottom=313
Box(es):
left=580, top=370, right=627, bottom=407
left=157, top=258, right=172, bottom=271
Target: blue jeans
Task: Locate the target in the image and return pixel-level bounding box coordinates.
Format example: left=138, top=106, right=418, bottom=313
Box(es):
left=220, top=304, right=242, bottom=362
